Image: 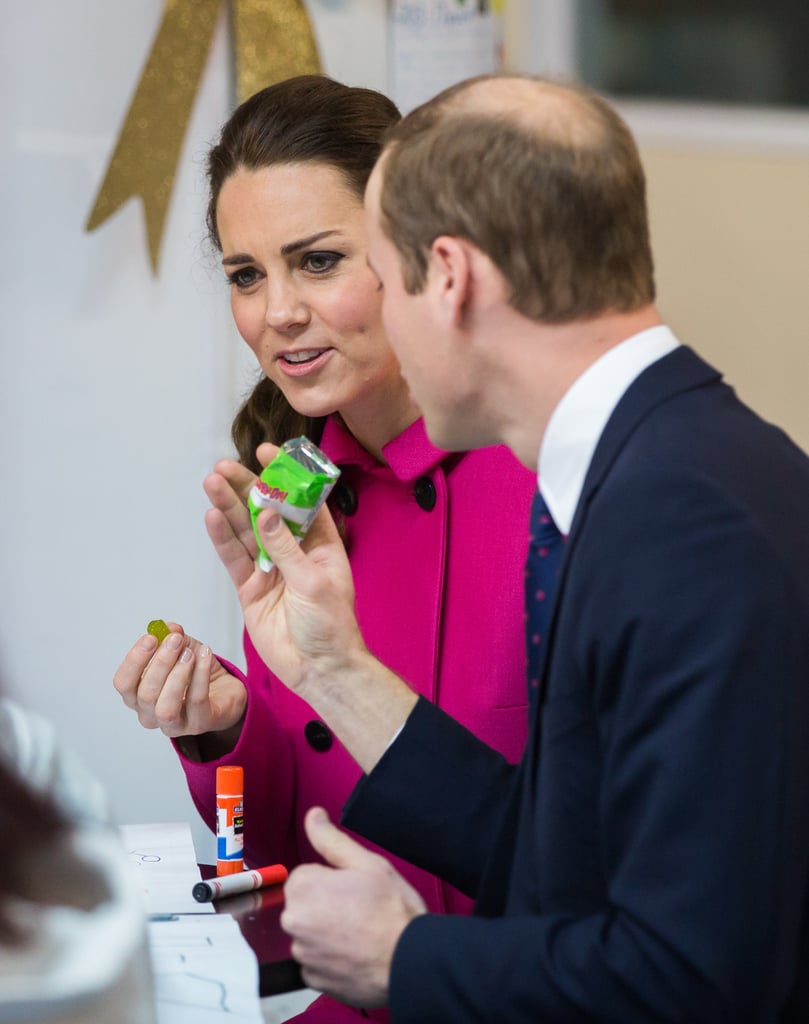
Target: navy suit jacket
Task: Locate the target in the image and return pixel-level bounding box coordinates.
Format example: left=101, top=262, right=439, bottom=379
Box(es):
left=343, top=347, right=809, bottom=1022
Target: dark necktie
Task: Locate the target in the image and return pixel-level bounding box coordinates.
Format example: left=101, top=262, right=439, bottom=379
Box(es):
left=525, top=490, right=564, bottom=703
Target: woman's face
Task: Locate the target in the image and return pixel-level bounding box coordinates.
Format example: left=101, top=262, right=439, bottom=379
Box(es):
left=216, top=162, right=411, bottom=435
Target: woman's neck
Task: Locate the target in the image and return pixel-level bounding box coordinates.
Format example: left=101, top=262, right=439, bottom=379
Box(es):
left=338, top=385, right=421, bottom=464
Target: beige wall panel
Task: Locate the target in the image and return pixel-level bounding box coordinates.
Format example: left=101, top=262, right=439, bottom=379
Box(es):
left=642, top=146, right=809, bottom=451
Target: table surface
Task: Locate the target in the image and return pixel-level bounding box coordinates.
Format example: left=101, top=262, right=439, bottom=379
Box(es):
left=199, top=864, right=304, bottom=997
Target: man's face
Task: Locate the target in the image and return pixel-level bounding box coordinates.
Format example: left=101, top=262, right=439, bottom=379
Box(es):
left=364, top=163, right=461, bottom=449
left=364, top=164, right=424, bottom=377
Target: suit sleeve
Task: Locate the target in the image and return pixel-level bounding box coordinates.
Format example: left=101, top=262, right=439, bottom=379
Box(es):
left=385, top=467, right=809, bottom=1022
left=343, top=696, right=519, bottom=897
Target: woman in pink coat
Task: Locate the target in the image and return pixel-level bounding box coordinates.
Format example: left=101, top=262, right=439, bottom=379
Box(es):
left=113, top=75, right=534, bottom=1023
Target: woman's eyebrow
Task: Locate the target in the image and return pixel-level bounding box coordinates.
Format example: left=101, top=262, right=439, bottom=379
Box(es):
left=222, top=252, right=253, bottom=266
left=281, top=229, right=343, bottom=256
left=222, top=230, right=345, bottom=266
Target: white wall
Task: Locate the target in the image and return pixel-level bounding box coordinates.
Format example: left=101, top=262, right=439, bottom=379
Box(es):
left=0, top=0, right=388, bottom=862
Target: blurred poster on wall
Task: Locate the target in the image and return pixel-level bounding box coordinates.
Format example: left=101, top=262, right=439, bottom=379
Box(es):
left=389, top=0, right=505, bottom=113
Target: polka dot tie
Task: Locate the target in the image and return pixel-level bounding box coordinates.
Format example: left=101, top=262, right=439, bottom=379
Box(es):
left=525, top=490, right=564, bottom=704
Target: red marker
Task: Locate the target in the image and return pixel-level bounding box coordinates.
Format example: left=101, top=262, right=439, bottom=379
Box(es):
left=192, top=863, right=288, bottom=903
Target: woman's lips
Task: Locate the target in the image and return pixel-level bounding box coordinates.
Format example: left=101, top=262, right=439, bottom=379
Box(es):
left=276, top=348, right=333, bottom=377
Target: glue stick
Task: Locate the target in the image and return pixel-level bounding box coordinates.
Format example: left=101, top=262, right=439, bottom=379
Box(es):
left=216, top=765, right=244, bottom=876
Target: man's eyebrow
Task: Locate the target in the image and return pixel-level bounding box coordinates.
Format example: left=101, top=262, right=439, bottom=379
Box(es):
left=222, top=230, right=344, bottom=267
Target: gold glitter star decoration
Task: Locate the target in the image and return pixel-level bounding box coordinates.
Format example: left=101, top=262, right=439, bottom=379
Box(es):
left=86, top=0, right=321, bottom=273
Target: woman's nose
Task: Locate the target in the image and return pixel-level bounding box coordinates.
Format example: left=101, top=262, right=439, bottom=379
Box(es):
left=264, top=277, right=310, bottom=332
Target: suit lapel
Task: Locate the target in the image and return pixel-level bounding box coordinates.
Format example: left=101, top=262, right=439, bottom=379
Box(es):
left=535, top=345, right=722, bottom=712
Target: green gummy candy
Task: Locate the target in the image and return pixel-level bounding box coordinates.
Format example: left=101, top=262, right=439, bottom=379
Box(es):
left=147, top=619, right=171, bottom=644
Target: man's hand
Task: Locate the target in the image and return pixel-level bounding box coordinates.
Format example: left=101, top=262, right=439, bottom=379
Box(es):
left=204, top=462, right=364, bottom=697
left=204, top=446, right=417, bottom=770
left=204, top=451, right=418, bottom=772
left=281, top=807, right=427, bottom=1007
left=203, top=457, right=260, bottom=556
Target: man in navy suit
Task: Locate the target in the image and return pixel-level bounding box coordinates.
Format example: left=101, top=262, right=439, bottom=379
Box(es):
left=204, top=74, right=809, bottom=1021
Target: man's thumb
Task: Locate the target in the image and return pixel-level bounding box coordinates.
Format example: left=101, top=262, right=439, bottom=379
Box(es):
left=256, top=508, right=301, bottom=567
left=304, top=806, right=374, bottom=870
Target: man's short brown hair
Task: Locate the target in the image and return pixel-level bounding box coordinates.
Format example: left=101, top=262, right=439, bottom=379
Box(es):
left=377, top=74, right=655, bottom=322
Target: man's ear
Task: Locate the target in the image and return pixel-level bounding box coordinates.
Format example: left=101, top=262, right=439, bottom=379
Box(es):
left=427, top=236, right=473, bottom=327
left=427, top=236, right=505, bottom=328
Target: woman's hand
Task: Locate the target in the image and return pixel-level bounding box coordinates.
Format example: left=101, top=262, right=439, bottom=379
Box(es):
left=112, top=623, right=247, bottom=743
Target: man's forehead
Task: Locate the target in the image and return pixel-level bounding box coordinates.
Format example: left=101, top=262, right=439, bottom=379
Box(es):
left=363, top=159, right=384, bottom=212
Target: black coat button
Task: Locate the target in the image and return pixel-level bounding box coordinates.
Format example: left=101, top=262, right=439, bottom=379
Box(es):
left=414, top=476, right=437, bottom=511
left=331, top=481, right=358, bottom=516
left=304, top=720, right=333, bottom=752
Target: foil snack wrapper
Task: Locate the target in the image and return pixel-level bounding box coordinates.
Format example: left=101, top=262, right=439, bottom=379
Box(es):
left=247, top=437, right=341, bottom=572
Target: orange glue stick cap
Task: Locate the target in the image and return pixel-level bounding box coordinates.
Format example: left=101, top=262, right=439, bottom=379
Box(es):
left=216, top=765, right=243, bottom=793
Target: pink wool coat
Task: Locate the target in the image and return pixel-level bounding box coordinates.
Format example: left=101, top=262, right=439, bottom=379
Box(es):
left=177, top=416, right=535, bottom=1020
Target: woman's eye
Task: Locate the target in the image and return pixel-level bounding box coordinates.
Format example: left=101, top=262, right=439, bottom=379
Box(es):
left=304, top=251, right=342, bottom=273
left=228, top=267, right=258, bottom=288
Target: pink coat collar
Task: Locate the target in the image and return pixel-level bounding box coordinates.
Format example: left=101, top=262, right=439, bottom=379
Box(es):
left=320, top=415, right=450, bottom=483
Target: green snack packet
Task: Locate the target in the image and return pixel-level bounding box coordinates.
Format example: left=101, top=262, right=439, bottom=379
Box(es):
left=247, top=437, right=340, bottom=573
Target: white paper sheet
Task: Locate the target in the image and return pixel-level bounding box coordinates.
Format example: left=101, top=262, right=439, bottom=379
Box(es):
left=120, top=823, right=264, bottom=1023
left=120, top=821, right=215, bottom=916
left=149, top=915, right=264, bottom=1024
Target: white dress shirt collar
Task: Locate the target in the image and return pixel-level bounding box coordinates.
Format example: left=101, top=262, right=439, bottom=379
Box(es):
left=538, top=325, right=680, bottom=534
